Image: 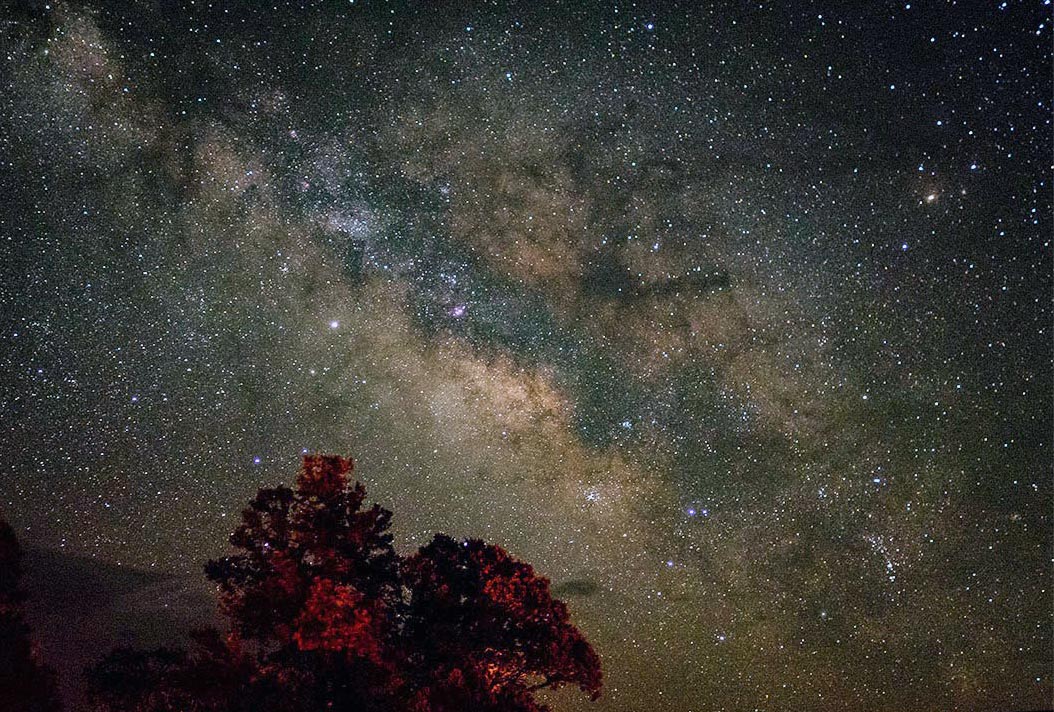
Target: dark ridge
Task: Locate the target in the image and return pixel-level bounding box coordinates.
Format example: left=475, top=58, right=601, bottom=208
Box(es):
left=21, top=548, right=215, bottom=712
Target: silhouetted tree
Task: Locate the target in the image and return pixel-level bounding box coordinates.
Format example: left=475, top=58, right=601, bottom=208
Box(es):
left=87, top=455, right=601, bottom=712
left=88, top=628, right=274, bottom=712
left=0, top=516, right=63, bottom=712
left=401, top=535, right=602, bottom=711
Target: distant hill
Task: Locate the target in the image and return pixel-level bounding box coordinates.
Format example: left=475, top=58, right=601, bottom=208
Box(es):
left=20, top=548, right=217, bottom=712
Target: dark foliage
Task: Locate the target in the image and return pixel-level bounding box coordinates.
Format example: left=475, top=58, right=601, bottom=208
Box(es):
left=87, top=455, right=601, bottom=711
left=0, top=517, right=63, bottom=712
left=401, top=535, right=602, bottom=711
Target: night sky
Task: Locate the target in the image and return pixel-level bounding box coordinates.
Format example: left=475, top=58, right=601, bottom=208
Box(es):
left=1, top=1, right=1051, bottom=710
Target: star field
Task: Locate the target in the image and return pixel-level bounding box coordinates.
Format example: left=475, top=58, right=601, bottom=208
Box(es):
left=0, top=1, right=1050, bottom=710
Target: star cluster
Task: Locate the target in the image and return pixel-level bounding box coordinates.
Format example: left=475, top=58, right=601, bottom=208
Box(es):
left=0, top=2, right=1050, bottom=710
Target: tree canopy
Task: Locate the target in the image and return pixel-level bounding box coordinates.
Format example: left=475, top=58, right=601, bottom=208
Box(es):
left=88, top=454, right=601, bottom=712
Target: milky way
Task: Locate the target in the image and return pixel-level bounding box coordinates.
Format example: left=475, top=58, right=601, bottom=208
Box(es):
left=1, top=2, right=1050, bottom=710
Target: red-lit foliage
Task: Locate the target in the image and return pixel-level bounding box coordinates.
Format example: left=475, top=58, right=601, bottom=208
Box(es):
left=401, top=535, right=602, bottom=711
left=87, top=455, right=601, bottom=712
left=204, top=456, right=399, bottom=648
left=0, top=517, right=62, bottom=712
